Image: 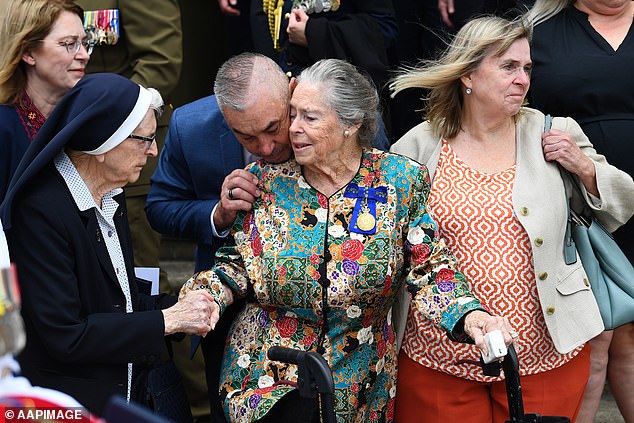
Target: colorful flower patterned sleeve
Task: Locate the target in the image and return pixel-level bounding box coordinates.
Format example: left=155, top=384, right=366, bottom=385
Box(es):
left=179, top=261, right=235, bottom=315
left=400, top=159, right=483, bottom=336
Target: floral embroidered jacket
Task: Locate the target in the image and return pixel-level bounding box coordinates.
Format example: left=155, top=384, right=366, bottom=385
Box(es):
left=180, top=149, right=482, bottom=422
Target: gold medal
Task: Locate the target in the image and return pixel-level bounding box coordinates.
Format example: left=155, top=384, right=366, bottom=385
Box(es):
left=357, top=211, right=375, bottom=231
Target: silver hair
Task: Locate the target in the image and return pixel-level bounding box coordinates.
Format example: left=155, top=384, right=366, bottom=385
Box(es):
left=213, top=52, right=288, bottom=111
left=296, top=59, right=378, bottom=148
left=147, top=87, right=164, bottom=118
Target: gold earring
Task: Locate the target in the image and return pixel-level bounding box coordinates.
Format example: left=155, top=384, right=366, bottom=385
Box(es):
left=344, top=130, right=350, bottom=137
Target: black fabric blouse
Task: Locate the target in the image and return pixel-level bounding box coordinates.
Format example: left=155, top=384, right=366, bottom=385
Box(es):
left=530, top=4, right=634, bottom=260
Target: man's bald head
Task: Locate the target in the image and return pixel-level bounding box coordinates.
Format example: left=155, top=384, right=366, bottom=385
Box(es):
left=214, top=53, right=289, bottom=113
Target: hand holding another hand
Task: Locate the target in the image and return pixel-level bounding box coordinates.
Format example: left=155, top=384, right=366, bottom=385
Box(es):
left=162, top=289, right=219, bottom=336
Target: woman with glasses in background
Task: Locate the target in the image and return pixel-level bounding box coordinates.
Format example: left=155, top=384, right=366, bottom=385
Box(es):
left=0, top=0, right=93, bottom=203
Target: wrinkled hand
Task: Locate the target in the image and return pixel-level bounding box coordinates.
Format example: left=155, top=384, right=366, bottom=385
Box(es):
left=542, top=128, right=598, bottom=195
left=463, top=310, right=515, bottom=358
left=214, top=169, right=260, bottom=232
left=218, top=0, right=240, bottom=16
left=287, top=8, right=309, bottom=47
left=162, top=290, right=219, bottom=336
left=438, top=0, right=455, bottom=28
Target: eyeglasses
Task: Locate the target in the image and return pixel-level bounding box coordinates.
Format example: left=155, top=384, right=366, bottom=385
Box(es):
left=36, top=38, right=94, bottom=55
left=128, top=133, right=156, bottom=152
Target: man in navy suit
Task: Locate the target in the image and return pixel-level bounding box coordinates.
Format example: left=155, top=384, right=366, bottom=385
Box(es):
left=146, top=52, right=293, bottom=422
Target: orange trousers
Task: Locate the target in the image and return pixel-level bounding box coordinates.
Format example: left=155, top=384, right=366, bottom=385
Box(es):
left=395, top=345, right=590, bottom=423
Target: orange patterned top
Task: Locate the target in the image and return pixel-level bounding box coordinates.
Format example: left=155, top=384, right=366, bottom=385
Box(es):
left=402, top=141, right=580, bottom=381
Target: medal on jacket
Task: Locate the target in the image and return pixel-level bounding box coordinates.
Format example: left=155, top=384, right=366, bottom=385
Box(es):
left=356, top=200, right=375, bottom=232
left=344, top=183, right=387, bottom=235
left=83, top=9, right=120, bottom=46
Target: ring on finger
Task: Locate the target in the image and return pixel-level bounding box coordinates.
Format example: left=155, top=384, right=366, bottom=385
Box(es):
left=228, top=188, right=235, bottom=200
left=509, top=329, right=519, bottom=339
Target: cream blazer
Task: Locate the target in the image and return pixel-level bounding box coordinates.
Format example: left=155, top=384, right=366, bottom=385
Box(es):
left=390, top=107, right=634, bottom=354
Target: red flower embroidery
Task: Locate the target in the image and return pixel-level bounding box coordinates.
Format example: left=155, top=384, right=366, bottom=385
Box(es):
left=436, top=268, right=455, bottom=282
left=381, top=275, right=393, bottom=295
left=302, top=331, right=318, bottom=347
left=411, top=243, right=431, bottom=264
left=310, top=254, right=320, bottom=265
left=377, top=339, right=387, bottom=358
left=275, top=317, right=298, bottom=338
left=253, top=386, right=276, bottom=395
left=362, top=313, right=374, bottom=328
left=341, top=239, right=364, bottom=261
left=243, top=212, right=252, bottom=234
left=317, top=193, right=328, bottom=209
left=241, top=374, right=250, bottom=391
left=351, top=382, right=359, bottom=394
left=251, top=233, right=262, bottom=257
left=363, top=174, right=375, bottom=185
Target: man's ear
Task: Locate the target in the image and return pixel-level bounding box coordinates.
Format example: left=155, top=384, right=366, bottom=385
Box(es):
left=95, top=153, right=106, bottom=163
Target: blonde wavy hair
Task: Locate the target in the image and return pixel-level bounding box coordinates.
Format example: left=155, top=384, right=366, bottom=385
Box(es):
left=389, top=15, right=532, bottom=139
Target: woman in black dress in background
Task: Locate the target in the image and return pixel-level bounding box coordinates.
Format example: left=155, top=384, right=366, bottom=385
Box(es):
left=529, top=1, right=634, bottom=422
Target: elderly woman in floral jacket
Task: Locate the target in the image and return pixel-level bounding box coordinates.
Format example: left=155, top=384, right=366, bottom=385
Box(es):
left=180, top=59, right=515, bottom=423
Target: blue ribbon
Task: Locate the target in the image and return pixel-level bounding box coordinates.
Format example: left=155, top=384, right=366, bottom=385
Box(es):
left=343, top=183, right=388, bottom=235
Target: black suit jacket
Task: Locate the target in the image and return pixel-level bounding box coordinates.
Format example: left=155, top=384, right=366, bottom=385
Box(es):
left=6, top=165, right=175, bottom=415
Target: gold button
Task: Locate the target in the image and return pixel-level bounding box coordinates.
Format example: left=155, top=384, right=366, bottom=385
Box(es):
left=538, top=272, right=548, bottom=280
left=520, top=207, right=529, bottom=216
left=285, top=71, right=292, bottom=78
left=535, top=237, right=543, bottom=247
left=546, top=306, right=555, bottom=315
left=285, top=12, right=290, bottom=19
left=584, top=278, right=590, bottom=287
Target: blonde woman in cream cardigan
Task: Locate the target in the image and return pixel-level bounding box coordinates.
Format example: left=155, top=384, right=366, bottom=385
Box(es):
left=389, top=16, right=634, bottom=423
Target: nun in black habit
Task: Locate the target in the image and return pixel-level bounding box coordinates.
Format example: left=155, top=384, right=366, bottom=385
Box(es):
left=0, top=73, right=219, bottom=415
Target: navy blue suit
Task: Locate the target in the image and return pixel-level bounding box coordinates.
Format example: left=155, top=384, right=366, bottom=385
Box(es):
left=147, top=95, right=244, bottom=272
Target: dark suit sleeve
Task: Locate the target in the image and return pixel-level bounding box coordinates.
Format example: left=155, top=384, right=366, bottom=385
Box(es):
left=146, top=109, right=217, bottom=246
left=10, top=197, right=165, bottom=365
